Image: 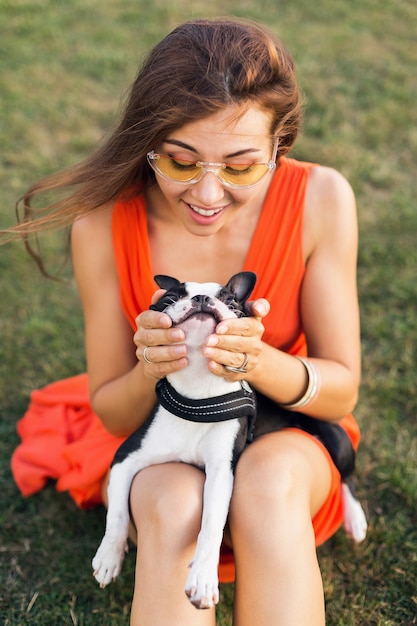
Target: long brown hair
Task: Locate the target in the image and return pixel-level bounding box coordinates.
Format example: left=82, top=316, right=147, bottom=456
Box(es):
left=4, top=17, right=303, bottom=248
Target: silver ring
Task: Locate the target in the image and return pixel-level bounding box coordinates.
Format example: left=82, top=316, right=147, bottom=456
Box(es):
left=142, top=346, right=153, bottom=364
left=225, top=353, right=248, bottom=374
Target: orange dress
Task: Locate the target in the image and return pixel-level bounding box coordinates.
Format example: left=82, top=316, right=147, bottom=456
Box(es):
left=11, top=157, right=360, bottom=583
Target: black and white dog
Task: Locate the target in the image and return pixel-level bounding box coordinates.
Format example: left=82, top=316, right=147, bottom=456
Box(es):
left=92, top=271, right=366, bottom=609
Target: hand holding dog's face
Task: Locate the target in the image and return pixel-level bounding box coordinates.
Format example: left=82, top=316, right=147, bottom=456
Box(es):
left=134, top=304, right=188, bottom=380
left=202, top=298, right=270, bottom=380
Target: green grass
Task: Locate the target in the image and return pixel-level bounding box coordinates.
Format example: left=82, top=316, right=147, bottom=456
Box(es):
left=1, top=0, right=416, bottom=623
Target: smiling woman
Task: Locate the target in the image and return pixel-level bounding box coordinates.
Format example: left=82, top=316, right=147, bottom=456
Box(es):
left=4, top=16, right=364, bottom=626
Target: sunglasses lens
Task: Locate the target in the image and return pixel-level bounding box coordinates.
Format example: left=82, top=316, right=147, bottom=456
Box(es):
left=148, top=152, right=274, bottom=187
left=152, top=155, right=201, bottom=182
left=220, top=163, right=269, bottom=187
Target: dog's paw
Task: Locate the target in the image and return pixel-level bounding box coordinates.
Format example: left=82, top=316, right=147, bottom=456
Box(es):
left=184, top=559, right=220, bottom=609
left=92, top=536, right=128, bottom=588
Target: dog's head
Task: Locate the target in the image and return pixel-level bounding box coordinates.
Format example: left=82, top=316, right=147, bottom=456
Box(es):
left=150, top=272, right=257, bottom=329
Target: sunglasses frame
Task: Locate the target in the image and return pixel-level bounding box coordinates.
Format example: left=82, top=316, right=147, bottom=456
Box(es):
left=147, top=137, right=279, bottom=189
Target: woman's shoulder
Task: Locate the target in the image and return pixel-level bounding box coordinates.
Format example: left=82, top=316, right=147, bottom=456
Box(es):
left=309, top=164, right=354, bottom=197
left=306, top=165, right=356, bottom=220
left=71, top=201, right=115, bottom=238
left=71, top=202, right=117, bottom=283
left=303, top=165, right=357, bottom=258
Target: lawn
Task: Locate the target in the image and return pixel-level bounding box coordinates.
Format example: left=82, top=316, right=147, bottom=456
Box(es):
left=1, top=0, right=416, bottom=624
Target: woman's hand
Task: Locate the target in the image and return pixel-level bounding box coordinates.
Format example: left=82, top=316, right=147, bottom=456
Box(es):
left=134, top=290, right=188, bottom=380
left=202, top=298, right=270, bottom=381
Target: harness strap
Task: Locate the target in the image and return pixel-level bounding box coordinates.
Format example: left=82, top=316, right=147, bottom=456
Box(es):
left=156, top=378, right=257, bottom=442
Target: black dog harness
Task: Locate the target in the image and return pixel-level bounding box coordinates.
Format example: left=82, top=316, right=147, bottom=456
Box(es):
left=155, top=378, right=355, bottom=478
left=156, top=378, right=257, bottom=442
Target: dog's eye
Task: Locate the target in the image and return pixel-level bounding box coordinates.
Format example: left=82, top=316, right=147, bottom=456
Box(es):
left=163, top=294, right=180, bottom=306
left=150, top=291, right=180, bottom=312
left=218, top=289, right=245, bottom=316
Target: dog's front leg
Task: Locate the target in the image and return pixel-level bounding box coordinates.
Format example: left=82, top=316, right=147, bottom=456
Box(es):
left=92, top=459, right=138, bottom=587
left=185, top=462, right=234, bottom=609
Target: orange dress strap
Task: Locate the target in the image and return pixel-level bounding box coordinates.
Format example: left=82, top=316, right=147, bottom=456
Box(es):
left=111, top=193, right=156, bottom=329
left=244, top=157, right=314, bottom=353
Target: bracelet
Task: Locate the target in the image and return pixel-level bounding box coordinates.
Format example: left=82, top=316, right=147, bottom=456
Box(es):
left=281, top=356, right=321, bottom=410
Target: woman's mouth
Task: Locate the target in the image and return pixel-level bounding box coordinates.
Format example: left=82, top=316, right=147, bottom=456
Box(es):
left=188, top=204, right=225, bottom=217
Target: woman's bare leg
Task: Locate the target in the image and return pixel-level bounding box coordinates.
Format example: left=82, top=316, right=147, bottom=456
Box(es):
left=229, top=430, right=332, bottom=626
left=129, top=463, right=216, bottom=626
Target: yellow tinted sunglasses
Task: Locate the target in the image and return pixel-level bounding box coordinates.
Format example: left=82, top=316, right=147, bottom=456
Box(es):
left=147, top=138, right=278, bottom=189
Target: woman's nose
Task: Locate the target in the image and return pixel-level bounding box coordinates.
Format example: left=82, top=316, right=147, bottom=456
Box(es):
left=189, top=171, right=226, bottom=206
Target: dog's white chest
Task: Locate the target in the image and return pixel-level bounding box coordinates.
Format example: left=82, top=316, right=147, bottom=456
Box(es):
left=127, top=407, right=241, bottom=469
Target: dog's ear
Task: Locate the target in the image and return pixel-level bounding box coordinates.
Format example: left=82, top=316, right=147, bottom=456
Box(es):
left=225, top=272, right=257, bottom=304
left=154, top=275, right=182, bottom=291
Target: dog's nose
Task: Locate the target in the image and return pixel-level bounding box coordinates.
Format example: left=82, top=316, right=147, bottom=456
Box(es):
left=192, top=294, right=213, bottom=306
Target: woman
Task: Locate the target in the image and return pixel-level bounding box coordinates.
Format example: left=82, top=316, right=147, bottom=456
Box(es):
left=7, top=18, right=362, bottom=625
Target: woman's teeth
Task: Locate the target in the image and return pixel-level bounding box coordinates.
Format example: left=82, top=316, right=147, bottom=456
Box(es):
left=189, top=204, right=223, bottom=217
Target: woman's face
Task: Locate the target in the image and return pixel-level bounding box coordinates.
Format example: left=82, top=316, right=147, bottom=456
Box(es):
left=148, top=104, right=276, bottom=236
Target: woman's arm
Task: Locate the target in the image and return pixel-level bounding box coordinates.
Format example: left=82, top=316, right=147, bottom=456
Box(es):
left=298, top=165, right=360, bottom=418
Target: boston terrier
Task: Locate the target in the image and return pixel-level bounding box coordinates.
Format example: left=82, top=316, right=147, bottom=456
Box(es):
left=92, top=271, right=366, bottom=609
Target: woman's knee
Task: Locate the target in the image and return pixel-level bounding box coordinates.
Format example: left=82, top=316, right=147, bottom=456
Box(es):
left=233, top=439, right=309, bottom=508
left=130, top=463, right=206, bottom=542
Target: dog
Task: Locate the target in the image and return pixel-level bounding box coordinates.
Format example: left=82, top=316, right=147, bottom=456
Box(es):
left=92, top=271, right=367, bottom=609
